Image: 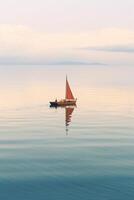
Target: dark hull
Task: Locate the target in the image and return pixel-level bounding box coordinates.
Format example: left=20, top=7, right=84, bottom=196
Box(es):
left=50, top=100, right=76, bottom=107
left=50, top=102, right=59, bottom=107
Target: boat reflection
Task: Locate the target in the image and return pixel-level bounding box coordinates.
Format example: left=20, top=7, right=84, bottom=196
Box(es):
left=50, top=105, right=75, bottom=135
left=65, top=106, right=75, bottom=135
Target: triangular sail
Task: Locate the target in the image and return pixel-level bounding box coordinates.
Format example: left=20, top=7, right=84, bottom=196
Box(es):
left=66, top=77, right=75, bottom=100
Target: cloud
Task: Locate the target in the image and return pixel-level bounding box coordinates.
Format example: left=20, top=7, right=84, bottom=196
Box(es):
left=0, top=55, right=105, bottom=65
left=83, top=45, right=134, bottom=53
left=0, top=25, right=134, bottom=65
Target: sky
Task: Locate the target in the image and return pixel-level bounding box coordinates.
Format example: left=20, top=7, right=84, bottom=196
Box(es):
left=0, top=0, right=134, bottom=65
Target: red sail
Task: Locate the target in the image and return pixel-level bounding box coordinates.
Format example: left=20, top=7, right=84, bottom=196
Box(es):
left=66, top=77, right=75, bottom=99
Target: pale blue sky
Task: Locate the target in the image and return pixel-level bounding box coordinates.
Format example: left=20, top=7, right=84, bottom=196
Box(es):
left=0, top=0, right=134, bottom=64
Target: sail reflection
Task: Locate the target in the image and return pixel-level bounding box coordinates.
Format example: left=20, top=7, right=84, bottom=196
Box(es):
left=50, top=105, right=75, bottom=134
left=65, top=106, right=75, bottom=135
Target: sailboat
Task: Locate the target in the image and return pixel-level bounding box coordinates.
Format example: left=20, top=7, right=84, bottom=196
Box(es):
left=50, top=76, right=77, bottom=107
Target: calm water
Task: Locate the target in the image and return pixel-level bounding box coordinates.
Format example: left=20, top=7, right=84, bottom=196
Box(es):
left=0, top=65, right=134, bottom=200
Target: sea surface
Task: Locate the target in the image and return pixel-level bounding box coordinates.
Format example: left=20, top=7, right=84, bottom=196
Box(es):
left=0, top=65, right=134, bottom=200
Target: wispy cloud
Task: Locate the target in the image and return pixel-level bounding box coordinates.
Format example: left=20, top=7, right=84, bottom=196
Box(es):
left=83, top=45, right=134, bottom=53
left=0, top=25, right=134, bottom=65
left=0, top=55, right=105, bottom=66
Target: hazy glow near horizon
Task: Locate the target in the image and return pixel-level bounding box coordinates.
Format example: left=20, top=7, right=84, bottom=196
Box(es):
left=0, top=65, right=134, bottom=108
left=0, top=0, right=134, bottom=65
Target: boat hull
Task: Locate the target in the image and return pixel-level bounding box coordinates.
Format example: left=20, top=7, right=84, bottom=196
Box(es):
left=50, top=100, right=76, bottom=107
left=50, top=102, right=59, bottom=107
